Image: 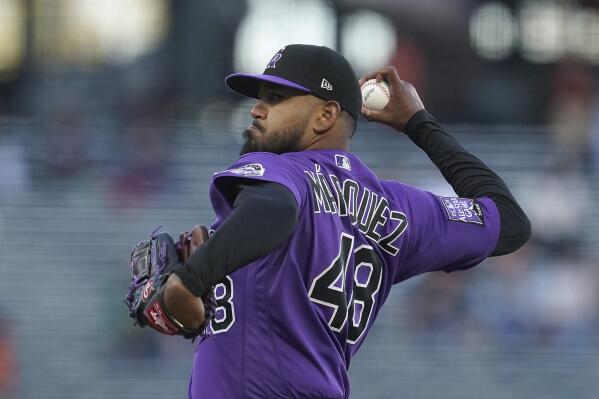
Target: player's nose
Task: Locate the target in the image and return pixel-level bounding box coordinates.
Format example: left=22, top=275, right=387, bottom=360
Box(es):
left=249, top=101, right=267, bottom=119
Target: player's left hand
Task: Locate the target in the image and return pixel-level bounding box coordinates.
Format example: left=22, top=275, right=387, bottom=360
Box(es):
left=359, top=66, right=425, bottom=131
left=124, top=229, right=214, bottom=340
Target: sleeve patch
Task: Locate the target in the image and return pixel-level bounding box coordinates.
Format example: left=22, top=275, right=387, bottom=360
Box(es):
left=438, top=196, right=484, bottom=226
left=221, top=163, right=265, bottom=177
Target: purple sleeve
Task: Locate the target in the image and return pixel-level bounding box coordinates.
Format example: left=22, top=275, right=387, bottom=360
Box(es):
left=211, top=152, right=306, bottom=209
left=393, top=184, right=500, bottom=283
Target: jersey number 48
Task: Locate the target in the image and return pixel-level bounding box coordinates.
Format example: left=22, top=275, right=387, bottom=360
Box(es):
left=308, top=233, right=383, bottom=345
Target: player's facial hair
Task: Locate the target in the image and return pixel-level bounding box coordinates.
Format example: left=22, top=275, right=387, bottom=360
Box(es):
left=240, top=114, right=310, bottom=156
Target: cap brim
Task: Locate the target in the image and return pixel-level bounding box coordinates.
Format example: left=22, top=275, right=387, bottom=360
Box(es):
left=225, top=73, right=311, bottom=99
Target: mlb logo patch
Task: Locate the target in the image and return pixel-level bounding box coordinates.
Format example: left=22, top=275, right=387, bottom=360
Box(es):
left=335, top=154, right=351, bottom=171
left=438, top=196, right=484, bottom=225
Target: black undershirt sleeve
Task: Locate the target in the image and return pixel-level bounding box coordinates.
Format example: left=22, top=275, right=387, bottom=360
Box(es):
left=173, top=110, right=529, bottom=297
left=403, top=110, right=531, bottom=256
left=173, top=182, right=299, bottom=297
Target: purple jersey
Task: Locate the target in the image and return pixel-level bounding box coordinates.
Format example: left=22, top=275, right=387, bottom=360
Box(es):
left=189, top=150, right=500, bottom=398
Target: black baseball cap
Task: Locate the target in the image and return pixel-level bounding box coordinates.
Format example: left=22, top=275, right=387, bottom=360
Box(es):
left=226, top=44, right=362, bottom=120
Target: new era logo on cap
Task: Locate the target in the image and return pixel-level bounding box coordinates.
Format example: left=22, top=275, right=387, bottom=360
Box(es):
left=321, top=78, right=333, bottom=91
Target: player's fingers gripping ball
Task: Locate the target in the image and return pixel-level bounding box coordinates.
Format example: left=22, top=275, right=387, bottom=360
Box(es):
left=124, top=228, right=216, bottom=340
left=361, top=79, right=391, bottom=111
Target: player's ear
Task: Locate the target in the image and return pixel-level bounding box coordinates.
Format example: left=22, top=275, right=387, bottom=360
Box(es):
left=313, top=101, right=341, bottom=135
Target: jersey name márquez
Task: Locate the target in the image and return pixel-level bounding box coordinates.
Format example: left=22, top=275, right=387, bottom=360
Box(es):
left=304, top=164, right=406, bottom=256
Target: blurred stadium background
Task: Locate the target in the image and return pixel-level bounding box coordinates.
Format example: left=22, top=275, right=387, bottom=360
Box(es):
left=1, top=0, right=599, bottom=398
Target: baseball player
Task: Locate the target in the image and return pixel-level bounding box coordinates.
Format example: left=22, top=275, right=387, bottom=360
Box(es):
left=155, top=44, right=531, bottom=398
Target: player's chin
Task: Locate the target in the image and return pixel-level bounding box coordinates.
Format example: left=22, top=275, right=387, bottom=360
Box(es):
left=240, top=135, right=259, bottom=155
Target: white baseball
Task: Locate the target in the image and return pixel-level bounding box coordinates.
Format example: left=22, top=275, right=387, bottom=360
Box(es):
left=361, top=79, right=390, bottom=111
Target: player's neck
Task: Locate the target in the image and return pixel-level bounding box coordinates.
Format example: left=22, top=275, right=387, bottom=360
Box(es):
left=304, top=136, right=349, bottom=152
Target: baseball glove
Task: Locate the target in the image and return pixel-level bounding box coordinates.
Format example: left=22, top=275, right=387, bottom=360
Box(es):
left=124, top=227, right=215, bottom=340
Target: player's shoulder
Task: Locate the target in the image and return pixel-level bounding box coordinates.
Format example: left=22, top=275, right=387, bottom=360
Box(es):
left=230, top=150, right=355, bottom=171
left=233, top=151, right=298, bottom=167
left=283, top=149, right=366, bottom=172
left=224, top=150, right=377, bottom=182
left=216, top=152, right=309, bottom=183
left=378, top=179, right=431, bottom=205
left=380, top=179, right=417, bottom=193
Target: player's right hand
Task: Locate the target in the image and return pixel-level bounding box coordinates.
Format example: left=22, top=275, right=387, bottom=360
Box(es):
left=126, top=231, right=213, bottom=339
left=358, top=66, right=425, bottom=132
left=164, top=273, right=206, bottom=330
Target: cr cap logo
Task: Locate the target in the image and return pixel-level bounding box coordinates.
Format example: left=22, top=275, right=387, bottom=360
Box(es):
left=266, top=48, right=285, bottom=69
left=321, top=78, right=333, bottom=91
